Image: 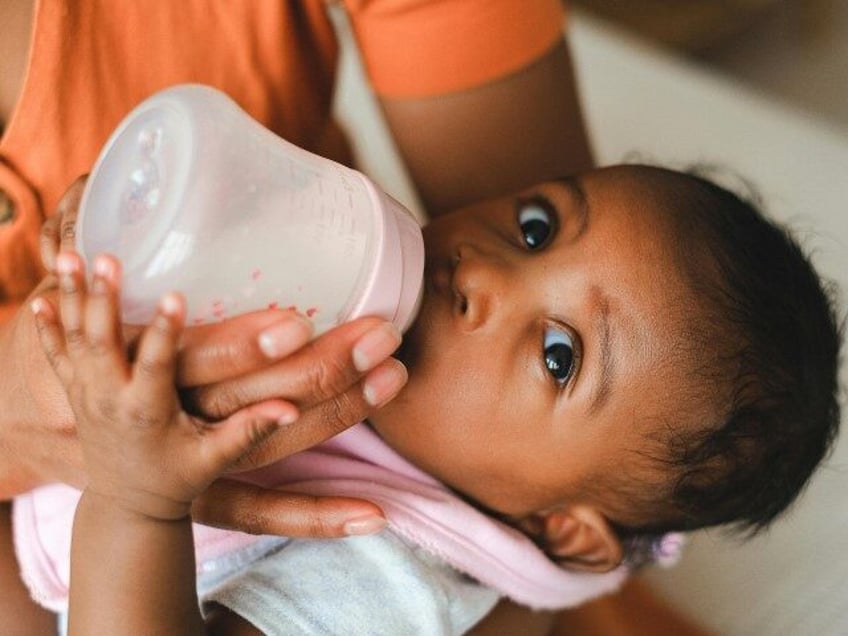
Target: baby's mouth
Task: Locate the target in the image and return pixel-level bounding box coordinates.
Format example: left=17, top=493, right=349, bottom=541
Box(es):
left=397, top=255, right=465, bottom=368
left=426, top=259, right=452, bottom=295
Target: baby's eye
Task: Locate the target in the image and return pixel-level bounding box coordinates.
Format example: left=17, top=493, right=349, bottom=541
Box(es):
left=543, top=326, right=575, bottom=386
left=517, top=197, right=556, bottom=250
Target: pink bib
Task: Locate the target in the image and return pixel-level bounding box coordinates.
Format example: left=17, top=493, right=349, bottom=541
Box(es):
left=14, top=423, right=627, bottom=612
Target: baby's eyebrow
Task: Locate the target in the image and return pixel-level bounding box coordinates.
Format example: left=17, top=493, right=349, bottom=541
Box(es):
left=549, top=177, right=618, bottom=412
left=588, top=288, right=616, bottom=415
left=552, top=177, right=589, bottom=239
left=550, top=177, right=612, bottom=411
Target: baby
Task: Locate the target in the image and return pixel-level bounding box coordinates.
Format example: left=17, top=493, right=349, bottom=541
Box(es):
left=23, top=164, right=842, bottom=634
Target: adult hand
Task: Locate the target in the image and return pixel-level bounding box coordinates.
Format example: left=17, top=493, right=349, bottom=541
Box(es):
left=179, top=310, right=407, bottom=537
left=4, top=178, right=408, bottom=537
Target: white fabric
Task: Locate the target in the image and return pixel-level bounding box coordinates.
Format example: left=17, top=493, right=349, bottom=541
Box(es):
left=54, top=532, right=496, bottom=636
left=14, top=423, right=627, bottom=614
left=200, top=532, right=500, bottom=636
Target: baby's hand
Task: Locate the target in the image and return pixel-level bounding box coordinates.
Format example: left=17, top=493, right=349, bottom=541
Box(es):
left=30, top=252, right=297, bottom=521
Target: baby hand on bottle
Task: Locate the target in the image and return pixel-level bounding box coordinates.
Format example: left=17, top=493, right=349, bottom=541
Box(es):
left=29, top=251, right=297, bottom=521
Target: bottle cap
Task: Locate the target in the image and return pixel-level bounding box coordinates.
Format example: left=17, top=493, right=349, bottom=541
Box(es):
left=349, top=178, right=424, bottom=333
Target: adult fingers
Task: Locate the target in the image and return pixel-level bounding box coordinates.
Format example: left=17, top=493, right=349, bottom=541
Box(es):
left=40, top=176, right=87, bottom=272
left=185, top=317, right=399, bottom=420
left=177, top=309, right=312, bottom=387
left=226, top=357, right=407, bottom=472
left=192, top=479, right=386, bottom=538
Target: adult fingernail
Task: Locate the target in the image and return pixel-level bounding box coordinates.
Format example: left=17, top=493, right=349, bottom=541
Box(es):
left=363, top=359, right=407, bottom=407
left=343, top=515, right=387, bottom=536
left=258, top=315, right=313, bottom=358
left=353, top=323, right=401, bottom=372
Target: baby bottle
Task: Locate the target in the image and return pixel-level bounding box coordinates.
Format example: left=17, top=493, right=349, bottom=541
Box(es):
left=76, top=84, right=424, bottom=334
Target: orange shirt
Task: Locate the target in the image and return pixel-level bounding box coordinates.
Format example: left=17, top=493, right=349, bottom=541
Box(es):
left=0, top=0, right=565, bottom=323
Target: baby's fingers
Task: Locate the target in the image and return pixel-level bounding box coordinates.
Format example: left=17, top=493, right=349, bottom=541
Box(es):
left=83, top=255, right=126, bottom=377
left=131, top=293, right=186, bottom=399
left=201, top=401, right=297, bottom=472
left=54, top=251, right=87, bottom=356
left=30, top=297, right=72, bottom=385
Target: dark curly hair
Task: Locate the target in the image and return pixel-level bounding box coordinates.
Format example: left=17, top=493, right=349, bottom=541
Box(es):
left=612, top=165, right=843, bottom=562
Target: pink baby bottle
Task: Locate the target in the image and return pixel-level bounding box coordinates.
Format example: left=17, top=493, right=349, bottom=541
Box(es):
left=76, top=84, right=424, bottom=334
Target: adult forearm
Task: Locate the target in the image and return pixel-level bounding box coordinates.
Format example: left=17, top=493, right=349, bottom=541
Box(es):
left=69, top=492, right=205, bottom=635
left=468, top=599, right=554, bottom=635
left=381, top=40, right=595, bottom=217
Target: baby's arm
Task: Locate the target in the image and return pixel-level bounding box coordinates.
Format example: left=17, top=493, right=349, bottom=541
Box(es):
left=0, top=503, right=58, bottom=635
left=32, top=252, right=293, bottom=635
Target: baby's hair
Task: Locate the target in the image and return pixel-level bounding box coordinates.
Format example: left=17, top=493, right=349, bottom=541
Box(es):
left=616, top=165, right=843, bottom=560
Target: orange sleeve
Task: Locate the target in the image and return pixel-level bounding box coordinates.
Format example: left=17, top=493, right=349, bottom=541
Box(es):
left=345, top=0, right=566, bottom=98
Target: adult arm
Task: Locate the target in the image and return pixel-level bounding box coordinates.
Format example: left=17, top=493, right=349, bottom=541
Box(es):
left=549, top=579, right=715, bottom=636
left=468, top=580, right=716, bottom=636
left=468, top=599, right=555, bottom=635
left=381, top=38, right=593, bottom=216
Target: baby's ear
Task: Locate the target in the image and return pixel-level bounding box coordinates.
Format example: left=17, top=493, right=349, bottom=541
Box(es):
left=532, top=505, right=623, bottom=573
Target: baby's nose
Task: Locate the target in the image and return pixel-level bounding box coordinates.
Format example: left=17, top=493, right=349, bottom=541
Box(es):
left=453, top=244, right=510, bottom=331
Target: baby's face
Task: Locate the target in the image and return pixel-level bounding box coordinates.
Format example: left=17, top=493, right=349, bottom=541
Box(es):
left=369, top=166, right=694, bottom=521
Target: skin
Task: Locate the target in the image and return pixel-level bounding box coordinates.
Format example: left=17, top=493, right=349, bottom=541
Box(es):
left=381, top=38, right=594, bottom=215
left=372, top=166, right=695, bottom=562
left=33, top=254, right=272, bottom=634
left=0, top=1, right=592, bottom=503
left=3, top=180, right=407, bottom=500
left=28, top=166, right=698, bottom=635
left=0, top=0, right=30, bottom=130
left=0, top=0, right=626, bottom=632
